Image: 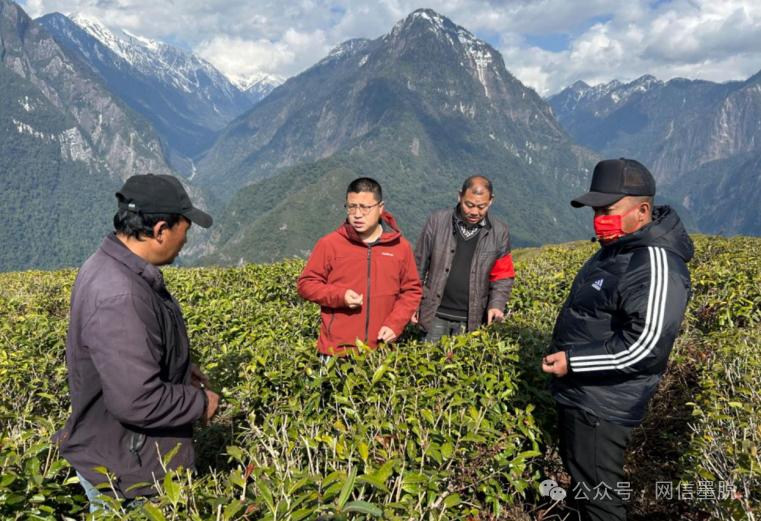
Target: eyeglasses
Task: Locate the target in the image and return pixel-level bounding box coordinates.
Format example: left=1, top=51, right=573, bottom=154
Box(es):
left=344, top=202, right=381, bottom=215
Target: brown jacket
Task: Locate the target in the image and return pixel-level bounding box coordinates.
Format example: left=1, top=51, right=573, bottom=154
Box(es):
left=55, top=234, right=206, bottom=498
left=414, top=208, right=515, bottom=332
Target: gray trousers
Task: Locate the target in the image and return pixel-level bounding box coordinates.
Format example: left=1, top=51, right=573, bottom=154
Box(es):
left=425, top=316, right=467, bottom=343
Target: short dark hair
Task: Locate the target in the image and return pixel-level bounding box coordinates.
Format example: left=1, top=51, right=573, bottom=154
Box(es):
left=461, top=175, right=493, bottom=197
left=347, top=177, right=382, bottom=202
left=631, top=195, right=654, bottom=216
left=113, top=208, right=183, bottom=240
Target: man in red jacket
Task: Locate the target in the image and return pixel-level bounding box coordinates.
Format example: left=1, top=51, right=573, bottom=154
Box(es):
left=298, top=177, right=422, bottom=356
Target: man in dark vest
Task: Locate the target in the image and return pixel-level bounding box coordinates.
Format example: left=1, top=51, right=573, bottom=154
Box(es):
left=413, top=176, right=515, bottom=342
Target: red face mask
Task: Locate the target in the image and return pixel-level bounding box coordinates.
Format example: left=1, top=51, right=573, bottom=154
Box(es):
left=593, top=205, right=640, bottom=242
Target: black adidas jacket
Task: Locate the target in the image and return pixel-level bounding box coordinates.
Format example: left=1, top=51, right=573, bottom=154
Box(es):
left=549, top=206, right=693, bottom=426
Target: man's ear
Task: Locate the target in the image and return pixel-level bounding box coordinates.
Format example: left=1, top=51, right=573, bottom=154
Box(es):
left=152, top=221, right=168, bottom=241
left=638, top=201, right=652, bottom=222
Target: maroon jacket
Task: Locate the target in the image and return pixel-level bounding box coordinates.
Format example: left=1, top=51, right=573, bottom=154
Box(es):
left=55, top=234, right=205, bottom=498
left=298, top=212, right=422, bottom=355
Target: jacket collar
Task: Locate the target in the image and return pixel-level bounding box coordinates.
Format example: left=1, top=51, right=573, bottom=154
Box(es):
left=338, top=211, right=402, bottom=245
left=100, top=233, right=167, bottom=293
left=452, top=206, right=491, bottom=230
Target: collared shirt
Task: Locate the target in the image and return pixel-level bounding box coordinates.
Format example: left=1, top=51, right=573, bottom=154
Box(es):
left=452, top=207, right=486, bottom=240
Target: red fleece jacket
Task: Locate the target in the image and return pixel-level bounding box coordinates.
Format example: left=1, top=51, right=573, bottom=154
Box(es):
left=297, top=212, right=422, bottom=355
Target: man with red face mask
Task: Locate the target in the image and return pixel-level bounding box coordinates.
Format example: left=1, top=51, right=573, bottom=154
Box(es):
left=542, top=158, right=693, bottom=521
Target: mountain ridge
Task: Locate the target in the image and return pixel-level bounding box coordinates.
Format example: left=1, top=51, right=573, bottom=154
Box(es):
left=198, top=8, right=598, bottom=264
left=548, top=71, right=761, bottom=236
left=36, top=11, right=280, bottom=172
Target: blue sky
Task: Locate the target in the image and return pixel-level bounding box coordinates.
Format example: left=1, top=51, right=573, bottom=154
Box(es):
left=19, top=0, right=761, bottom=95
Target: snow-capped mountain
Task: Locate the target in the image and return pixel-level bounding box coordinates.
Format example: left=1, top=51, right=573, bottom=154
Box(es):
left=37, top=12, right=263, bottom=168
left=198, top=8, right=595, bottom=263
left=71, top=14, right=244, bottom=101
left=549, top=75, right=663, bottom=121
left=231, top=72, right=284, bottom=100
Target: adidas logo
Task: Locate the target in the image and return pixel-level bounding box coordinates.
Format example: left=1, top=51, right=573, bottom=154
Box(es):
left=592, top=278, right=604, bottom=291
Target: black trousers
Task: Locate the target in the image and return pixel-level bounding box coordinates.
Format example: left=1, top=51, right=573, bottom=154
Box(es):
left=558, top=404, right=634, bottom=521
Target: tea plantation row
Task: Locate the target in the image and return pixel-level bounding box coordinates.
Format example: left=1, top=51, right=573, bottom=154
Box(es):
left=0, top=236, right=758, bottom=520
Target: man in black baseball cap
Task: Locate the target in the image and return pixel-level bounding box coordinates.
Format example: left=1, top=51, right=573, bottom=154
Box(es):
left=542, top=158, right=694, bottom=521
left=56, top=173, right=218, bottom=510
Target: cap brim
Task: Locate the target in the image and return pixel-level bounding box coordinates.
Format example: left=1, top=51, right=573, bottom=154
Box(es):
left=570, top=191, right=625, bottom=208
left=183, top=207, right=213, bottom=228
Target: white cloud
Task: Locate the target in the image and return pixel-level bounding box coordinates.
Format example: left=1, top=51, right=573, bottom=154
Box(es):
left=196, top=29, right=330, bottom=81
left=500, top=0, right=761, bottom=94
left=20, top=0, right=761, bottom=94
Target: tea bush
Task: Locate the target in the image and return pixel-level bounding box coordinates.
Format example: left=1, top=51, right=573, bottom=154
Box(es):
left=0, top=236, right=758, bottom=520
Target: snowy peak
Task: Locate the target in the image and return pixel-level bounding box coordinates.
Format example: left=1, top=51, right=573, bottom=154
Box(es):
left=68, top=13, right=118, bottom=49
left=392, top=8, right=452, bottom=36
left=231, top=72, right=284, bottom=91
left=387, top=9, right=505, bottom=99
left=391, top=7, right=488, bottom=53
left=320, top=38, right=372, bottom=66
left=235, top=73, right=283, bottom=101
left=37, top=11, right=261, bottom=162
left=71, top=13, right=164, bottom=59
left=569, top=80, right=591, bottom=93
left=550, top=74, right=663, bottom=116
left=587, top=75, right=662, bottom=104
left=66, top=13, right=238, bottom=97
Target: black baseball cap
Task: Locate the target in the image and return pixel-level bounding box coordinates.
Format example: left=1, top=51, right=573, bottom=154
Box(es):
left=571, top=158, right=656, bottom=208
left=116, top=174, right=213, bottom=228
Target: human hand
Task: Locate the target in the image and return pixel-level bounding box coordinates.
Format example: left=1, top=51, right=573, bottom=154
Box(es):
left=344, top=289, right=363, bottom=309
left=541, top=352, right=568, bottom=377
left=190, top=363, right=210, bottom=389
left=487, top=308, right=504, bottom=325
left=203, top=389, right=220, bottom=424
left=377, top=326, right=397, bottom=343
left=410, top=311, right=419, bottom=325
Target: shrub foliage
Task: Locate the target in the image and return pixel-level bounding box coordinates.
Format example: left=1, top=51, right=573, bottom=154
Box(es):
left=0, top=236, right=758, bottom=519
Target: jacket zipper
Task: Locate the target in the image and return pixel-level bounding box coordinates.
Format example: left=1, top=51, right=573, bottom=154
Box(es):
left=364, top=246, right=372, bottom=342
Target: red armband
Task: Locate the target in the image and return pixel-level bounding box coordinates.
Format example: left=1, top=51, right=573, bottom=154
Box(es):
left=489, top=253, right=515, bottom=281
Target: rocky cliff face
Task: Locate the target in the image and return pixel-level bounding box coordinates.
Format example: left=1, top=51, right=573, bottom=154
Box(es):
left=0, top=0, right=183, bottom=270
left=1, top=0, right=173, bottom=181
left=549, top=72, right=761, bottom=235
